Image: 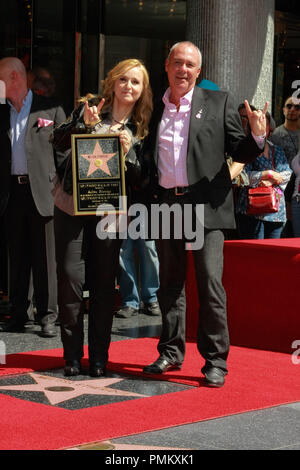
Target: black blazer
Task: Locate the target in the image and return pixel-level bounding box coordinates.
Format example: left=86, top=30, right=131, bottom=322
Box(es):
left=51, top=102, right=144, bottom=198
left=0, top=92, right=66, bottom=217
left=146, top=86, right=262, bottom=229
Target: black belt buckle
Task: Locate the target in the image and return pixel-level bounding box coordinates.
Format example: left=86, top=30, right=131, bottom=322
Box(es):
left=175, top=186, right=185, bottom=196
left=17, top=175, right=28, bottom=184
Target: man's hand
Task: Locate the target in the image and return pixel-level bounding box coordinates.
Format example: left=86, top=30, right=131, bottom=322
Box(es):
left=244, top=100, right=268, bottom=137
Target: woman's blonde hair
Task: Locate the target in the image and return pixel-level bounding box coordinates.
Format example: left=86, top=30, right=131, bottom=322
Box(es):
left=79, top=60, right=152, bottom=139
left=102, top=59, right=152, bottom=139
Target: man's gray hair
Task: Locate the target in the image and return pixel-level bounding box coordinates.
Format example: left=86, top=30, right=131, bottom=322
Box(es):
left=167, top=41, right=202, bottom=68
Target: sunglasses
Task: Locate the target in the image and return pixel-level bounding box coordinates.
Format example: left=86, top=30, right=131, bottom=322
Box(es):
left=285, top=103, right=300, bottom=110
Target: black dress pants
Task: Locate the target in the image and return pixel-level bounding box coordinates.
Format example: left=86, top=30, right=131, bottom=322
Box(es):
left=54, top=206, right=122, bottom=364
left=5, top=180, right=55, bottom=324
left=155, top=191, right=230, bottom=373
left=0, top=215, right=8, bottom=295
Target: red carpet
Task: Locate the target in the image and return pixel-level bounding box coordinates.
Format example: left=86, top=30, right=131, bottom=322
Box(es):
left=0, top=338, right=300, bottom=450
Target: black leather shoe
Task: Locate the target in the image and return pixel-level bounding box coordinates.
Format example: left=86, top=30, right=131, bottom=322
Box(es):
left=143, top=356, right=182, bottom=374
left=202, top=366, right=226, bottom=388
left=0, top=318, right=26, bottom=333
left=89, top=363, right=106, bottom=377
left=64, top=360, right=81, bottom=377
left=39, top=313, right=57, bottom=338
left=40, top=323, right=57, bottom=338
left=143, top=301, right=161, bottom=316
left=115, top=306, right=139, bottom=318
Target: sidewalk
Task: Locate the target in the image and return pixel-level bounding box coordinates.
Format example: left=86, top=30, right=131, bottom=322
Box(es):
left=1, top=303, right=300, bottom=451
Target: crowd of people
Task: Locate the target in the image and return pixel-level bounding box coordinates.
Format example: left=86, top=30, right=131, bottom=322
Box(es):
left=229, top=96, right=300, bottom=240
left=0, top=42, right=299, bottom=388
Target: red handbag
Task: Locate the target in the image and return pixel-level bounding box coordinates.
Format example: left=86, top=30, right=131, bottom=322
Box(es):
left=247, top=146, right=280, bottom=215
left=247, top=186, right=280, bottom=215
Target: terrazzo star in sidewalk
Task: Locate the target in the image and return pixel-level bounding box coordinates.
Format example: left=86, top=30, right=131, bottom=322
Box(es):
left=0, top=373, right=147, bottom=405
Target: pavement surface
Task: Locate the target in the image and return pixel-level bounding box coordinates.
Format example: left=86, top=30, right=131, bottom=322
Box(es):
left=0, top=298, right=300, bottom=453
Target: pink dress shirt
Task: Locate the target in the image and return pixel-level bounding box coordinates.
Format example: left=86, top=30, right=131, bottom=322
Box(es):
left=158, top=88, right=194, bottom=188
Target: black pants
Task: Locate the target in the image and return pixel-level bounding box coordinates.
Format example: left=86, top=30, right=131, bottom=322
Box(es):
left=5, top=180, right=56, bottom=324
left=0, top=215, right=8, bottom=295
left=155, top=191, right=230, bottom=373
left=54, top=206, right=122, bottom=364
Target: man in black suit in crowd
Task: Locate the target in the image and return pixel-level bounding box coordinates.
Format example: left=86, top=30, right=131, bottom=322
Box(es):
left=143, top=42, right=268, bottom=387
left=0, top=57, right=66, bottom=336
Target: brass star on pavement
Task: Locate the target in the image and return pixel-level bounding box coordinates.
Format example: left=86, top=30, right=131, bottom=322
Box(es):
left=81, top=141, right=116, bottom=177
left=0, top=373, right=147, bottom=405
left=66, top=440, right=192, bottom=450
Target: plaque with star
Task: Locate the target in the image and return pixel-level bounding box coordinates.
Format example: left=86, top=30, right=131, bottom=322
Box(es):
left=71, top=134, right=126, bottom=215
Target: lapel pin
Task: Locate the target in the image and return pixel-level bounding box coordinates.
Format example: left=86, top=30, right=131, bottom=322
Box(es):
left=196, top=109, right=203, bottom=119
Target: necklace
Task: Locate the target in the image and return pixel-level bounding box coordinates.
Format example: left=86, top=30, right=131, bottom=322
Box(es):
left=112, top=115, right=128, bottom=130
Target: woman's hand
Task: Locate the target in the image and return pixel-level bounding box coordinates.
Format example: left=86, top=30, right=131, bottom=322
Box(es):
left=260, top=170, right=283, bottom=186
left=259, top=179, right=272, bottom=187
left=84, top=98, right=105, bottom=127
left=119, top=130, right=132, bottom=155
left=267, top=170, right=283, bottom=185
left=270, top=171, right=283, bottom=185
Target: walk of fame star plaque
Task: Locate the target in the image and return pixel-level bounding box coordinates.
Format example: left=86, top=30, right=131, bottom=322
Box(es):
left=71, top=134, right=126, bottom=215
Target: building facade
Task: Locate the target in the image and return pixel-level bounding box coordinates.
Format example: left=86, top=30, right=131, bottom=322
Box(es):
left=0, top=0, right=299, bottom=122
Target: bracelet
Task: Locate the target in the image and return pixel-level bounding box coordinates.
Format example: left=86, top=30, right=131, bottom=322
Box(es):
left=85, top=119, right=101, bottom=129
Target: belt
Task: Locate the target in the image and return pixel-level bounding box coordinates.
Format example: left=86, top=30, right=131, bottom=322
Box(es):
left=160, top=186, right=190, bottom=196
left=11, top=175, right=29, bottom=184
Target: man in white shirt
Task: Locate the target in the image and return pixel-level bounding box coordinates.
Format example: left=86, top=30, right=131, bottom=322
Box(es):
left=143, top=42, right=268, bottom=387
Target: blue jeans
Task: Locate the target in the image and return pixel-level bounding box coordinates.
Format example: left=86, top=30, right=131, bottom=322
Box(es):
left=237, top=214, right=284, bottom=239
left=255, top=220, right=284, bottom=239
left=291, top=197, right=300, bottom=237
left=118, top=237, right=160, bottom=309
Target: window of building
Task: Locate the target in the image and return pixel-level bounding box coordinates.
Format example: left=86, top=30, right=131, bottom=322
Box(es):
left=0, top=0, right=33, bottom=66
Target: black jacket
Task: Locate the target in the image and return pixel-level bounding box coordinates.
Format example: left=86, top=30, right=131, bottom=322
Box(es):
left=50, top=101, right=144, bottom=201
left=144, top=87, right=263, bottom=229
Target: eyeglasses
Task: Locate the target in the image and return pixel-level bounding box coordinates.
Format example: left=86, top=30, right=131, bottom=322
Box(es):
left=285, top=103, right=300, bottom=110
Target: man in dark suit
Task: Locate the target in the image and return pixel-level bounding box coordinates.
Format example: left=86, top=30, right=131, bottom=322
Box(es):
left=0, top=57, right=65, bottom=336
left=143, top=42, right=268, bottom=387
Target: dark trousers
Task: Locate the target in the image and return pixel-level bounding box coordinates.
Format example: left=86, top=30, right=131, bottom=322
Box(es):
left=5, top=180, right=56, bottom=324
left=155, top=192, right=230, bottom=373
left=54, top=206, right=122, bottom=364
left=0, top=215, right=8, bottom=295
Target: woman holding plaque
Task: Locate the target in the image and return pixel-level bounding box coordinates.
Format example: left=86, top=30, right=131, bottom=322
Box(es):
left=51, top=59, right=152, bottom=377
